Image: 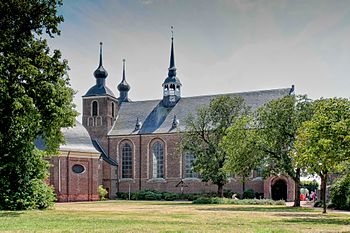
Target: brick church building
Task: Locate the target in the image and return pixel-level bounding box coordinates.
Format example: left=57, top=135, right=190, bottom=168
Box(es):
left=48, top=35, right=296, bottom=201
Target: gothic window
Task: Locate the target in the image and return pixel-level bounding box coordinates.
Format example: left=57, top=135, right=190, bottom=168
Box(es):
left=92, top=100, right=98, bottom=116
left=170, top=84, right=175, bottom=90
left=121, top=142, right=133, bottom=178
left=152, top=141, right=164, bottom=178
left=184, top=152, right=199, bottom=178
left=111, top=102, right=115, bottom=117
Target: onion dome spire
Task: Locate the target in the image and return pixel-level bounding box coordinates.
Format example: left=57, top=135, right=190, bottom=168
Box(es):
left=117, top=59, right=131, bottom=103
left=93, top=42, right=108, bottom=86
left=83, top=42, right=115, bottom=97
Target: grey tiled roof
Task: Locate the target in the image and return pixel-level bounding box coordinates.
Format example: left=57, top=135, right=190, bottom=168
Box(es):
left=35, top=121, right=99, bottom=153
left=108, top=87, right=292, bottom=136
left=84, top=84, right=116, bottom=97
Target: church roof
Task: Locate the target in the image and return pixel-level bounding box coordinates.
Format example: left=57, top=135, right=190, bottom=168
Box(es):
left=108, top=87, right=292, bottom=136
left=84, top=84, right=115, bottom=98
left=35, top=121, right=99, bottom=153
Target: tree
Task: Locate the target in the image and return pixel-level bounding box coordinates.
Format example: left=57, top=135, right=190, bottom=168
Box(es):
left=221, top=115, right=263, bottom=193
left=295, top=98, right=350, bottom=213
left=255, top=95, right=313, bottom=207
left=181, top=96, right=249, bottom=197
left=0, top=0, right=77, bottom=210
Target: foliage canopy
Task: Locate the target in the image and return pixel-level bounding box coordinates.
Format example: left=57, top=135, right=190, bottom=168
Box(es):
left=0, top=0, right=77, bottom=210
left=181, top=96, right=249, bottom=197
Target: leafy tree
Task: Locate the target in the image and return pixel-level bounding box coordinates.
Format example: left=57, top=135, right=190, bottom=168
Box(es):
left=0, top=0, right=77, bottom=210
left=295, top=98, right=350, bottom=213
left=255, top=95, right=313, bottom=207
left=221, top=115, right=263, bottom=193
left=330, top=172, right=350, bottom=210
left=181, top=96, right=249, bottom=197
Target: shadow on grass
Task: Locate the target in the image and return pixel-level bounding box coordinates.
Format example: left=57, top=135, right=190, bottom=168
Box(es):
left=197, top=206, right=316, bottom=213
left=0, top=212, right=22, bottom=218
left=282, top=217, right=350, bottom=225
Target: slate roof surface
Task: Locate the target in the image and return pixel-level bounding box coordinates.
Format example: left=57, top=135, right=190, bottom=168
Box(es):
left=84, top=84, right=116, bottom=98
left=35, top=121, right=99, bottom=153
left=108, top=87, right=292, bottom=136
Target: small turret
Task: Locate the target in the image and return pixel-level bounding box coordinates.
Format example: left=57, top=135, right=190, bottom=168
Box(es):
left=162, top=27, right=181, bottom=108
left=117, top=59, right=131, bottom=103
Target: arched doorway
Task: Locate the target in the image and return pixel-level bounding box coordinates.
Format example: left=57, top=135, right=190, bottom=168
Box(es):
left=271, top=179, right=287, bottom=201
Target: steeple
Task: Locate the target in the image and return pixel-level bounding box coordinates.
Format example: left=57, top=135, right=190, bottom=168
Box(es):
left=168, top=31, right=176, bottom=77
left=162, top=26, right=182, bottom=108
left=117, top=59, right=131, bottom=103
left=93, top=42, right=108, bottom=87
left=84, top=42, right=115, bottom=97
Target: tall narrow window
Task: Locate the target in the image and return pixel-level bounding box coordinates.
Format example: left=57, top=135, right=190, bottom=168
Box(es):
left=92, top=101, right=98, bottom=116
left=184, top=152, right=199, bottom=178
left=152, top=141, right=164, bottom=178
left=121, top=143, right=132, bottom=178
left=111, top=102, right=115, bottom=117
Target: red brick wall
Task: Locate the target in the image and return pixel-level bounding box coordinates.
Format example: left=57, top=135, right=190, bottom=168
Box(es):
left=107, top=133, right=274, bottom=198
left=47, top=152, right=100, bottom=202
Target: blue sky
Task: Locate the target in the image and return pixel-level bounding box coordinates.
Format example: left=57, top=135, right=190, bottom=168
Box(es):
left=48, top=0, right=350, bottom=120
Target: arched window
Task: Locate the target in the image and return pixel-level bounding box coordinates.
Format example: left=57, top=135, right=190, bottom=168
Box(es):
left=184, top=152, right=199, bottom=178
left=152, top=141, right=164, bottom=178
left=111, top=102, right=115, bottom=117
left=92, top=101, right=98, bottom=116
left=121, top=143, right=132, bottom=178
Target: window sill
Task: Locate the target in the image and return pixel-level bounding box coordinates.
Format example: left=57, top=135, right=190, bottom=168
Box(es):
left=147, top=178, right=166, bottom=183
left=119, top=178, right=134, bottom=182
left=183, top=178, right=201, bottom=182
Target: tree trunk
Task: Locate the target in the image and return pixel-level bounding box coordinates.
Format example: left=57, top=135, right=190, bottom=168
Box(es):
left=242, top=175, right=246, bottom=194
left=320, top=174, right=327, bottom=214
left=293, top=168, right=301, bottom=207
left=217, top=184, right=224, bottom=197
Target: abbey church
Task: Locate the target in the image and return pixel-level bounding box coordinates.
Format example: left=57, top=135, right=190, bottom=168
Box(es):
left=46, top=35, right=296, bottom=202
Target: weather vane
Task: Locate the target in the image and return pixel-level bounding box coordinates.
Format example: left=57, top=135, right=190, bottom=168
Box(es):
left=171, top=26, right=174, bottom=39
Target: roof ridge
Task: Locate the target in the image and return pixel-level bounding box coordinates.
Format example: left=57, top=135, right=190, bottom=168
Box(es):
left=119, top=87, right=291, bottom=104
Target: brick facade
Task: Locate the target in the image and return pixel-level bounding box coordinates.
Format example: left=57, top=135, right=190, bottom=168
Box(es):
left=47, top=151, right=101, bottom=202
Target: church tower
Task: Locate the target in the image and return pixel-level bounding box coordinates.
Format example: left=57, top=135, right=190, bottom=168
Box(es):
left=162, top=29, right=181, bottom=108
left=82, top=42, right=118, bottom=147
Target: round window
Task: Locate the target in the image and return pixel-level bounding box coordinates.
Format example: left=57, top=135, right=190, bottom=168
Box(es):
left=72, top=164, right=85, bottom=174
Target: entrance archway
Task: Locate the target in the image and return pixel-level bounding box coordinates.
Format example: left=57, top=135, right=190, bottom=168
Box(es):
left=271, top=179, right=287, bottom=201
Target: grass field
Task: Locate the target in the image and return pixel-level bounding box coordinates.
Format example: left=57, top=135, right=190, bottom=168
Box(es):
left=0, top=200, right=349, bottom=233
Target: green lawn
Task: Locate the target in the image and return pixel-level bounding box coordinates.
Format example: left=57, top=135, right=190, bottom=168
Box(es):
left=0, top=200, right=349, bottom=232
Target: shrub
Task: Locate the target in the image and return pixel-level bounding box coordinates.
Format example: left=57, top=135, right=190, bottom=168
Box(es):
left=163, top=192, right=179, bottom=201
left=144, top=191, right=162, bottom=200
left=330, top=173, right=350, bottom=210
left=116, top=192, right=129, bottom=200
left=98, top=185, right=108, bottom=201
left=255, top=192, right=264, bottom=199
left=0, top=179, right=56, bottom=210
left=243, top=189, right=255, bottom=199
left=192, top=197, right=285, bottom=205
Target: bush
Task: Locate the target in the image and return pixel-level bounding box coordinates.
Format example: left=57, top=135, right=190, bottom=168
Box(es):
left=243, top=189, right=255, bottom=199
left=0, top=179, right=56, bottom=210
left=144, top=191, right=162, bottom=200
left=116, top=192, right=129, bottom=200
left=255, top=192, right=264, bottom=199
left=163, top=192, right=179, bottom=201
left=330, top=173, right=350, bottom=210
left=98, top=185, right=108, bottom=201
left=192, top=197, right=285, bottom=205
